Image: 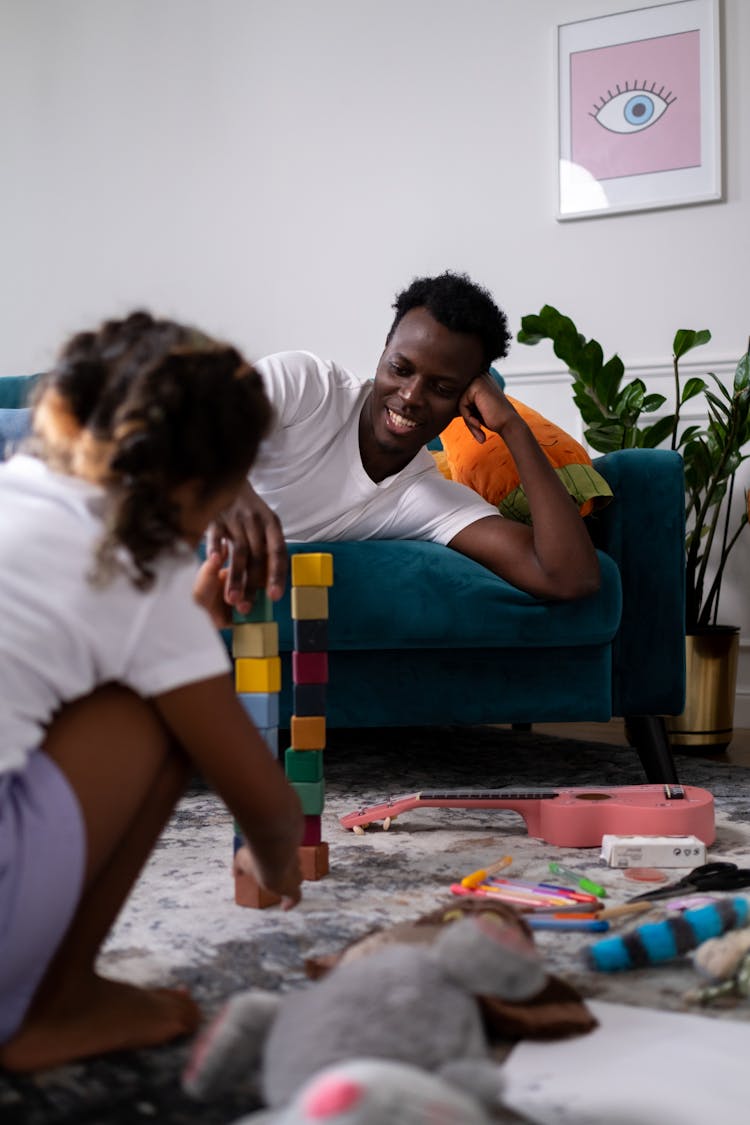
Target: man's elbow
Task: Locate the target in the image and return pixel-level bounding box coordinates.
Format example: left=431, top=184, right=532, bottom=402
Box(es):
left=554, top=560, right=602, bottom=602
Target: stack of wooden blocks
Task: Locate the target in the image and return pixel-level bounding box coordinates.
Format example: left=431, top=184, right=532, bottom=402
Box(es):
left=232, top=552, right=333, bottom=908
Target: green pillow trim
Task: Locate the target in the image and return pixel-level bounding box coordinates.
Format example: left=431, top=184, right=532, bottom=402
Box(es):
left=498, top=464, right=614, bottom=524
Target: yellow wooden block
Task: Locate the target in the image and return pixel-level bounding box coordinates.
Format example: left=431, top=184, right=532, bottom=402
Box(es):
left=291, top=553, right=334, bottom=588
left=290, top=715, right=326, bottom=749
left=232, top=622, right=279, bottom=658
left=291, top=586, right=329, bottom=621
left=235, top=656, right=281, bottom=693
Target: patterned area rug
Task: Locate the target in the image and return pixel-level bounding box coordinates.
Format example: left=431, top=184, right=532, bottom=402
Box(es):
left=3, top=726, right=750, bottom=1124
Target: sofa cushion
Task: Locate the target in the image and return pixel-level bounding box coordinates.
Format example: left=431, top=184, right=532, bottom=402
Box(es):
left=277, top=540, right=621, bottom=653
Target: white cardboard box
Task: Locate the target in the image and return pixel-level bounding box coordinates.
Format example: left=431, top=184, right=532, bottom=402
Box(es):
left=600, top=834, right=705, bottom=868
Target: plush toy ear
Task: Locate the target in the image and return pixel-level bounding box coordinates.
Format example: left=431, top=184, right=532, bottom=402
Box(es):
left=182, top=989, right=281, bottom=1101
left=433, top=914, right=546, bottom=1001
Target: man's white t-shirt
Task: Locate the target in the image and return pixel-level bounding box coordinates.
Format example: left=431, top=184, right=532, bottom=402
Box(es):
left=250, top=351, right=497, bottom=543
left=0, top=455, right=231, bottom=774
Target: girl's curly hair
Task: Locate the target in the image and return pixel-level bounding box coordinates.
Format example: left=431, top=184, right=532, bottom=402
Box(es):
left=31, top=310, right=272, bottom=588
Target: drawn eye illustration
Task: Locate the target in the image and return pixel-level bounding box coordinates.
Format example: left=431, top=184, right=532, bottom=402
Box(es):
left=591, top=83, right=676, bottom=134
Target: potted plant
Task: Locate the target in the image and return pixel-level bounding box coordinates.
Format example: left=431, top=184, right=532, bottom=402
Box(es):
left=517, top=305, right=750, bottom=751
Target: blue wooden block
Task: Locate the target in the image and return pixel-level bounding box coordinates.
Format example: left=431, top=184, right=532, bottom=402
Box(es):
left=238, top=692, right=279, bottom=728
left=258, top=726, right=279, bottom=758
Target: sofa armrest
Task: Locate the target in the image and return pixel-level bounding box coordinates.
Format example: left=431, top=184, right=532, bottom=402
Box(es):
left=0, top=374, right=41, bottom=409
left=590, top=449, right=685, bottom=716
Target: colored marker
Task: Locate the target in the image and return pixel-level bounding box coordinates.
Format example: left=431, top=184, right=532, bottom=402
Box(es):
left=536, top=881, right=600, bottom=903
left=450, top=884, right=569, bottom=908
left=549, top=861, right=607, bottom=899
left=485, top=876, right=582, bottom=902
left=475, top=885, right=569, bottom=907
left=529, top=918, right=609, bottom=933
left=460, top=855, right=513, bottom=889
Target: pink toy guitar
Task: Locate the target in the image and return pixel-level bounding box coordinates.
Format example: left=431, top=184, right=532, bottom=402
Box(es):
left=340, top=784, right=715, bottom=847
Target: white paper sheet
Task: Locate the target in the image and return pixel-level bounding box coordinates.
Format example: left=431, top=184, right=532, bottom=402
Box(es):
left=501, top=1000, right=748, bottom=1125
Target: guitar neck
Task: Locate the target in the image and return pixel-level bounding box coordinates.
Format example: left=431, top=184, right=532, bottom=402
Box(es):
left=415, top=788, right=559, bottom=801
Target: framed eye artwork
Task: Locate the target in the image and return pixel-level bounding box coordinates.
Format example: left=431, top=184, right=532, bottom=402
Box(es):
left=555, top=0, right=722, bottom=220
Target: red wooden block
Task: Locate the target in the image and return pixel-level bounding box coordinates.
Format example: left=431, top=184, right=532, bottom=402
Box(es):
left=292, top=651, right=329, bottom=684
left=299, top=841, right=329, bottom=881
left=302, top=814, right=322, bottom=845
left=234, top=869, right=282, bottom=909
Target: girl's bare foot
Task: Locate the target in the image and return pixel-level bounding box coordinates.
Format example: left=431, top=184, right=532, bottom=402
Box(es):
left=0, top=974, right=201, bottom=1072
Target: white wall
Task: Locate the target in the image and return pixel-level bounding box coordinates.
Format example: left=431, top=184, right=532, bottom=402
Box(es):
left=2, top=0, right=748, bottom=719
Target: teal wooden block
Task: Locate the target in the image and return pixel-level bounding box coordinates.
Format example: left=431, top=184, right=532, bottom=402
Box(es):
left=232, top=590, right=274, bottom=623
left=285, top=748, right=324, bottom=782
left=291, top=779, right=325, bottom=815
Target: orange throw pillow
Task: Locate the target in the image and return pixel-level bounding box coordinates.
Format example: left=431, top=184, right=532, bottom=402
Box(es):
left=440, top=396, right=612, bottom=524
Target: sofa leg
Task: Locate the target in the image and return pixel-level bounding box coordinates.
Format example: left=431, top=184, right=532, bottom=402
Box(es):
left=624, top=715, right=680, bottom=783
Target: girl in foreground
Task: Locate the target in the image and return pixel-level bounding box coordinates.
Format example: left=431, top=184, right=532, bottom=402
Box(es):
left=0, top=312, right=303, bottom=1071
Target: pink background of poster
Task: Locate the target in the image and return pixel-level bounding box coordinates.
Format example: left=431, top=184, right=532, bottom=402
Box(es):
left=570, top=30, right=700, bottom=181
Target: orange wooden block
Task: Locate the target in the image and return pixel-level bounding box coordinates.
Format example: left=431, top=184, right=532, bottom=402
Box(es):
left=299, top=841, right=329, bottom=881
left=290, top=714, right=326, bottom=749
left=234, top=869, right=282, bottom=909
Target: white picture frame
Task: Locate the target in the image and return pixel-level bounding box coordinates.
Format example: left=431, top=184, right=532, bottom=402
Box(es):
left=556, top=0, right=722, bottom=220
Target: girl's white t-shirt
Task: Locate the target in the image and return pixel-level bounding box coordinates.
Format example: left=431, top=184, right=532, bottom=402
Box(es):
left=251, top=351, right=497, bottom=543
left=0, top=455, right=230, bottom=774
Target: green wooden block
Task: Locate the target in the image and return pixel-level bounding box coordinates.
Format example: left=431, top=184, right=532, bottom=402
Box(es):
left=285, top=748, right=324, bottom=782
left=232, top=590, right=274, bottom=623
left=291, top=779, right=325, bottom=815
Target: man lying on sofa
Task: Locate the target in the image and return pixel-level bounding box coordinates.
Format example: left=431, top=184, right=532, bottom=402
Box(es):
left=209, top=270, right=601, bottom=611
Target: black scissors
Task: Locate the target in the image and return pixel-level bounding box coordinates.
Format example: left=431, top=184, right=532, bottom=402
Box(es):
left=627, top=861, right=750, bottom=903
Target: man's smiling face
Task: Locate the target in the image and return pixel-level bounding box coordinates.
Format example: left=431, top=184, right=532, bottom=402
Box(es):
left=361, top=307, right=485, bottom=481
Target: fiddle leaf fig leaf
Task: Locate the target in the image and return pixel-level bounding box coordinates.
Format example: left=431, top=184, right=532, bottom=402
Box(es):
left=677, top=424, right=702, bottom=448
left=641, top=415, right=676, bottom=448
left=673, top=328, right=711, bottom=358
left=615, top=379, right=645, bottom=415
left=734, top=350, right=750, bottom=391
left=705, top=389, right=730, bottom=421
left=585, top=420, right=625, bottom=453
left=681, top=377, right=707, bottom=404
left=596, top=355, right=625, bottom=407
left=575, top=338, right=603, bottom=384
left=517, top=314, right=546, bottom=345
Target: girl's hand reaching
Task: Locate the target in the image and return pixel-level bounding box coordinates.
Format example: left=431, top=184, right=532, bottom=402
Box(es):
left=233, top=844, right=303, bottom=910
left=193, top=548, right=233, bottom=628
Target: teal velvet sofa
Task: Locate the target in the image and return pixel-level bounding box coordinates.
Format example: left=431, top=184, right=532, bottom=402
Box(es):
left=275, top=448, right=685, bottom=783
left=0, top=374, right=686, bottom=782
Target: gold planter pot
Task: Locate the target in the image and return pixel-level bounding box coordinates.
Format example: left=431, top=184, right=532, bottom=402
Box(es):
left=667, top=627, right=740, bottom=753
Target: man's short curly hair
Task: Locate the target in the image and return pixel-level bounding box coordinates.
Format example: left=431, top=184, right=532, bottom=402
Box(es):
left=387, top=271, right=511, bottom=370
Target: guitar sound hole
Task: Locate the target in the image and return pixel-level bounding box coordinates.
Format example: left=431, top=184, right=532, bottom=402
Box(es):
left=574, top=792, right=612, bottom=802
